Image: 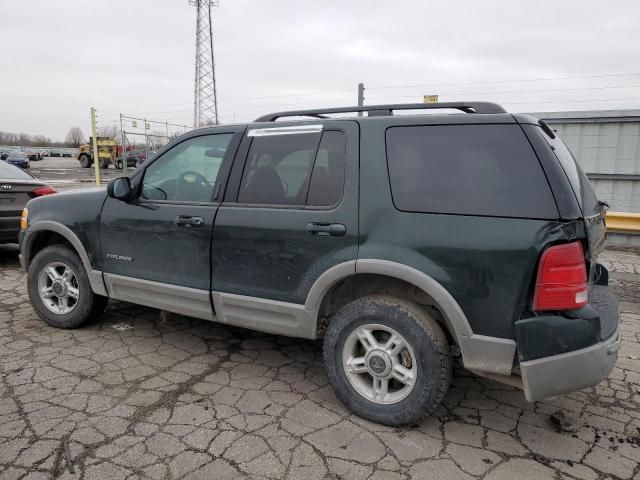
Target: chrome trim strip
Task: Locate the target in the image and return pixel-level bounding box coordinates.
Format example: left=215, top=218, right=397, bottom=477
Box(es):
left=247, top=124, right=323, bottom=137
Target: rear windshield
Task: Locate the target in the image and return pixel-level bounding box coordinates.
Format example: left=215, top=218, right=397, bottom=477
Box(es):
left=541, top=130, right=600, bottom=216
left=385, top=124, right=558, bottom=218
left=0, top=161, right=33, bottom=180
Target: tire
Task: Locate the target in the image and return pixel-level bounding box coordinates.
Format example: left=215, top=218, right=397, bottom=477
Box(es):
left=79, top=154, right=92, bottom=168
left=27, top=244, right=108, bottom=329
left=99, top=159, right=109, bottom=169
left=115, top=159, right=123, bottom=170
left=323, top=295, right=451, bottom=426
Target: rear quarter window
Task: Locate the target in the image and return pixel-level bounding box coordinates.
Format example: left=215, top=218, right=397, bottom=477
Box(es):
left=385, top=124, right=558, bottom=219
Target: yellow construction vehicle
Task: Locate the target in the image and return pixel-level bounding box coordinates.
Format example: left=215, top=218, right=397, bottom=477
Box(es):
left=77, top=137, right=123, bottom=169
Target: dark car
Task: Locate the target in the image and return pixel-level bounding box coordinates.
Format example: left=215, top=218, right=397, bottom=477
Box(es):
left=123, top=149, right=156, bottom=168
left=5, top=151, right=30, bottom=169
left=18, top=102, right=619, bottom=425
left=0, top=162, right=56, bottom=243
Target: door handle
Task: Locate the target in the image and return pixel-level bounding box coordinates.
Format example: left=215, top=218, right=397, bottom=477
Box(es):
left=175, top=215, right=204, bottom=227
left=306, top=222, right=346, bottom=237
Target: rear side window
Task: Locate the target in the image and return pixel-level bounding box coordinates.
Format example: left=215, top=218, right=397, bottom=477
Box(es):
left=307, top=131, right=346, bottom=206
left=238, top=130, right=346, bottom=207
left=386, top=124, right=558, bottom=218
left=238, top=132, right=319, bottom=205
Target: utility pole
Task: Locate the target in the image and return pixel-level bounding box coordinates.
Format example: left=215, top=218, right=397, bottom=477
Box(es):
left=90, top=107, right=101, bottom=186
left=190, top=0, right=219, bottom=128
left=357, top=83, right=365, bottom=116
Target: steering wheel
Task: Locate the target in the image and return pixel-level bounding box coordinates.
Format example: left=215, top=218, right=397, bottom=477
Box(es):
left=177, top=170, right=211, bottom=200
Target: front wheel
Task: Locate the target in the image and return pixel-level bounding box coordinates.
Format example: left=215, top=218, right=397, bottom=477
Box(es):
left=323, top=295, right=451, bottom=426
left=27, top=244, right=108, bottom=329
left=79, top=154, right=92, bottom=168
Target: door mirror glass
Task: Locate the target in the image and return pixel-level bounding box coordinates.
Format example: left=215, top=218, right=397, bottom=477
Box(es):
left=107, top=177, right=132, bottom=202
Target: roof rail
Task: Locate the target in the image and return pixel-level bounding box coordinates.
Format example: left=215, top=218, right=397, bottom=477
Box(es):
left=254, top=102, right=507, bottom=122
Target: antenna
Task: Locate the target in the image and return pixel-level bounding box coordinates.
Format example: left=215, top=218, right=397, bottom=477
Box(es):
left=190, top=0, right=219, bottom=127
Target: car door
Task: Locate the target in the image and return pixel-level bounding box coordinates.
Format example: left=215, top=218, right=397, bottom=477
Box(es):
left=99, top=128, right=242, bottom=320
left=210, top=120, right=359, bottom=337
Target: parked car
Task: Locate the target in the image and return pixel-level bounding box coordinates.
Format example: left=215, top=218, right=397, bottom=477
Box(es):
left=0, top=162, right=56, bottom=243
left=123, top=149, right=156, bottom=168
left=25, top=149, right=41, bottom=161
left=5, top=151, right=30, bottom=169
left=39, top=149, right=50, bottom=157
left=18, top=102, right=618, bottom=425
left=49, top=150, right=61, bottom=158
left=0, top=149, right=12, bottom=160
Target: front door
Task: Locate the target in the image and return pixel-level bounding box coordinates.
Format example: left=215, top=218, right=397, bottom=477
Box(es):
left=99, top=128, right=241, bottom=320
left=210, top=120, right=359, bottom=337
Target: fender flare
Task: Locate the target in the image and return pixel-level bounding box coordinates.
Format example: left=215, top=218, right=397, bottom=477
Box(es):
left=305, top=259, right=515, bottom=375
left=22, top=221, right=108, bottom=296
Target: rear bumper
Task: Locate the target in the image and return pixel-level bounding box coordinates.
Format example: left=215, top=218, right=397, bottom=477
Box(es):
left=521, top=325, right=619, bottom=401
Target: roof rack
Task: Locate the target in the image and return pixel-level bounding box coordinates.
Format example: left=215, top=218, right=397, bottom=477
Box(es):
left=254, top=102, right=506, bottom=122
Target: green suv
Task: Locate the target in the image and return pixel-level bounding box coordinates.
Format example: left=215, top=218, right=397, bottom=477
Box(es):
left=19, top=102, right=619, bottom=425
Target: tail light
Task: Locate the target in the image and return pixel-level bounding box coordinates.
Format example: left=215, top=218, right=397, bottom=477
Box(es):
left=532, top=241, right=588, bottom=311
left=32, top=186, right=57, bottom=197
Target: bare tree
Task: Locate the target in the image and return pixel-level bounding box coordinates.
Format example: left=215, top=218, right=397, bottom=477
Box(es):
left=65, top=127, right=86, bottom=147
left=99, top=124, right=120, bottom=139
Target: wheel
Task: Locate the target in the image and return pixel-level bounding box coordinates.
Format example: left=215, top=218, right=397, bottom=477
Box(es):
left=99, top=159, right=109, bottom=169
left=323, top=295, right=451, bottom=426
left=27, top=244, right=108, bottom=329
left=115, top=159, right=123, bottom=170
left=79, top=154, right=92, bottom=168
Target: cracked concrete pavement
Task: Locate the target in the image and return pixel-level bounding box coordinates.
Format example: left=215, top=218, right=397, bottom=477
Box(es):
left=1, top=243, right=640, bottom=479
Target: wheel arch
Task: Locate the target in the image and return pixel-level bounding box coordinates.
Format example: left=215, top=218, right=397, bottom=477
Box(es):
left=22, top=221, right=107, bottom=296
left=305, top=259, right=516, bottom=375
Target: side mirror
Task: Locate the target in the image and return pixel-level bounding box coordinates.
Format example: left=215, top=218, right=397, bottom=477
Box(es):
left=107, top=177, right=133, bottom=202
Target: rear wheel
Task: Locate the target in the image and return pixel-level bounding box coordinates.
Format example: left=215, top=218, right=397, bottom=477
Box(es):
left=323, top=295, right=451, bottom=425
left=27, top=245, right=108, bottom=329
left=79, top=154, right=92, bottom=168
left=99, top=158, right=110, bottom=169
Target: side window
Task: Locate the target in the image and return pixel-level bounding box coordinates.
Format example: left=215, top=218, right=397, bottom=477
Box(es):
left=238, top=132, right=320, bottom=205
left=307, top=131, right=346, bottom=206
left=386, top=124, right=557, bottom=218
left=141, top=134, right=233, bottom=203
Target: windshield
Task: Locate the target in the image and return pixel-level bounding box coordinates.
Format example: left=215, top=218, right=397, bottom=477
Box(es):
left=0, top=161, right=33, bottom=179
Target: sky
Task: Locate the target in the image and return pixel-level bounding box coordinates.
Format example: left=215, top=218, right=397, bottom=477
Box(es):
left=1, top=0, right=640, bottom=140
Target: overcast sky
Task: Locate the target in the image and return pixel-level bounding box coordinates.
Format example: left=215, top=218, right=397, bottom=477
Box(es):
left=1, top=0, right=639, bottom=140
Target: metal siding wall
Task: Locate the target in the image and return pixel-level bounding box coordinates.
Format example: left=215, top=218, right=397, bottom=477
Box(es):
left=543, top=116, right=640, bottom=212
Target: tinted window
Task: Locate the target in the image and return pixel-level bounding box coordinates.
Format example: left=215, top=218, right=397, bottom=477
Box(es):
left=238, top=132, right=320, bottom=205
left=386, top=124, right=557, bottom=218
left=0, top=161, right=33, bottom=179
left=307, top=131, right=346, bottom=206
left=141, top=133, right=232, bottom=202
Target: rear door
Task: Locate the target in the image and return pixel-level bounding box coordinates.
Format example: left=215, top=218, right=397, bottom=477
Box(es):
left=210, top=121, right=359, bottom=337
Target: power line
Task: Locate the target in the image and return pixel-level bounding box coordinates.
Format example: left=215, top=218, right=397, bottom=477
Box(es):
left=366, top=72, right=640, bottom=90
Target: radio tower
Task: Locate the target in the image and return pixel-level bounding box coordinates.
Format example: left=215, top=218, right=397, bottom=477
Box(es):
left=190, top=0, right=219, bottom=127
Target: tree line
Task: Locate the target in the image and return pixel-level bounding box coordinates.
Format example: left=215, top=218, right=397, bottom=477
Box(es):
left=0, top=127, right=93, bottom=148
